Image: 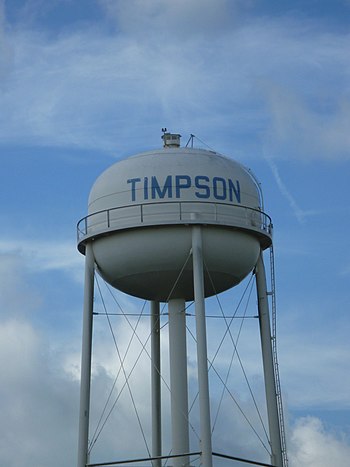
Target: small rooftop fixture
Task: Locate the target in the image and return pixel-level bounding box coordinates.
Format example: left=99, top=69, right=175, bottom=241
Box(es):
left=161, top=130, right=181, bottom=148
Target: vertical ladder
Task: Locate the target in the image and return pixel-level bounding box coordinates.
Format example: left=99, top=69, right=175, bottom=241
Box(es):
left=269, top=246, right=289, bottom=467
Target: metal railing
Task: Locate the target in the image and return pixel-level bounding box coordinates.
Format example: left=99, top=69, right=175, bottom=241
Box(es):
left=77, top=201, right=272, bottom=247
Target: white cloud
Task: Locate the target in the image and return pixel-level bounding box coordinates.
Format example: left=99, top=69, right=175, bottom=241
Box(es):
left=0, top=245, right=80, bottom=465
left=0, top=251, right=42, bottom=317
left=0, top=319, right=40, bottom=380
left=289, top=417, right=350, bottom=467
left=0, top=317, right=79, bottom=466
left=0, top=252, right=348, bottom=465
left=1, top=310, right=349, bottom=467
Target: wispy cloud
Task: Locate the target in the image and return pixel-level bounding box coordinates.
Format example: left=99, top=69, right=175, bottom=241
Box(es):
left=0, top=238, right=83, bottom=281
left=99, top=0, right=237, bottom=38
left=340, top=263, right=350, bottom=276
left=263, top=85, right=350, bottom=161
left=1, top=5, right=350, bottom=160
left=264, top=156, right=317, bottom=223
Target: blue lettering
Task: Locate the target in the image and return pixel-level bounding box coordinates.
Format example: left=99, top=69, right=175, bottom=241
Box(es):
left=195, top=175, right=210, bottom=199
left=151, top=175, right=173, bottom=199
left=128, top=175, right=241, bottom=204
left=228, top=179, right=241, bottom=203
left=213, top=177, right=226, bottom=200
left=127, top=178, right=141, bottom=202
left=144, top=177, right=149, bottom=200
left=175, top=175, right=191, bottom=198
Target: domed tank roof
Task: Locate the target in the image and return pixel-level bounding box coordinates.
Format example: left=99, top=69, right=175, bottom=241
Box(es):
left=77, top=143, right=272, bottom=301
left=87, top=147, right=260, bottom=216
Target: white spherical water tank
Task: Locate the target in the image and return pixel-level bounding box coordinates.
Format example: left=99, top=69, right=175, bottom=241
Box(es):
left=77, top=140, right=272, bottom=301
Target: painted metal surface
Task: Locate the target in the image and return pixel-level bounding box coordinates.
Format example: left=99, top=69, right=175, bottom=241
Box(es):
left=192, top=226, right=213, bottom=467
left=76, top=142, right=285, bottom=467
left=78, top=148, right=271, bottom=243
left=168, top=298, right=190, bottom=467
left=87, top=148, right=258, bottom=213
left=256, top=252, right=283, bottom=467
left=150, top=301, right=162, bottom=467
left=77, top=147, right=271, bottom=301
left=77, top=243, right=95, bottom=467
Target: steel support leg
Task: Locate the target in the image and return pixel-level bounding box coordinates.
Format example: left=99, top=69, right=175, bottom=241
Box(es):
left=192, top=226, right=213, bottom=467
left=168, top=298, right=190, bottom=467
left=77, top=243, right=95, bottom=467
left=151, top=301, right=162, bottom=467
left=255, top=251, right=283, bottom=467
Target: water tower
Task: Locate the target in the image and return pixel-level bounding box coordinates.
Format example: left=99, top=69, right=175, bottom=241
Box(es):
left=76, top=133, right=287, bottom=467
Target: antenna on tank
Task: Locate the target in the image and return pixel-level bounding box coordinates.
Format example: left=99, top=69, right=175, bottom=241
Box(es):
left=185, top=134, right=195, bottom=148
left=185, top=133, right=215, bottom=151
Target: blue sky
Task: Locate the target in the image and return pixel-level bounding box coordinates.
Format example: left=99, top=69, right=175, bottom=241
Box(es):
left=0, top=0, right=349, bottom=466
